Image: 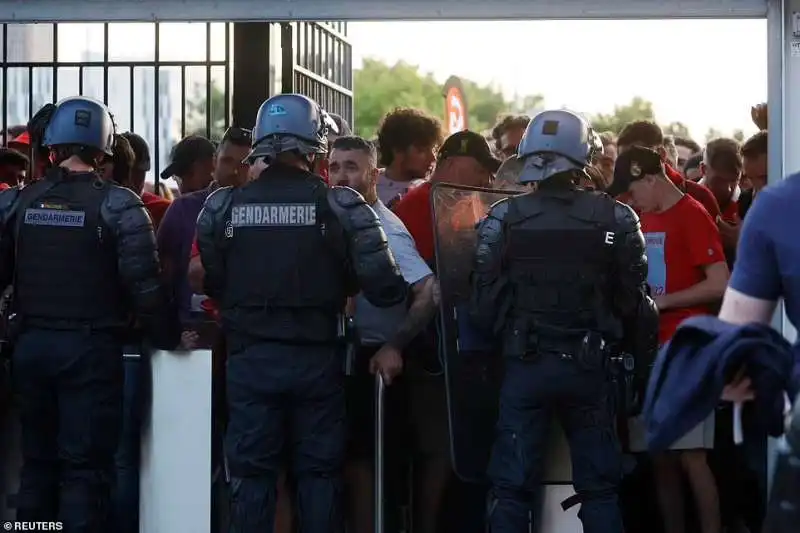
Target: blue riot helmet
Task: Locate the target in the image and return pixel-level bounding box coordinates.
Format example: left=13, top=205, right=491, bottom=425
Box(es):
left=246, top=93, right=337, bottom=163
left=517, top=109, right=602, bottom=184
left=42, top=96, right=115, bottom=156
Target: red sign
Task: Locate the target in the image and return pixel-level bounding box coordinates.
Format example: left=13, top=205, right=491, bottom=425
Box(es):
left=443, top=76, right=469, bottom=135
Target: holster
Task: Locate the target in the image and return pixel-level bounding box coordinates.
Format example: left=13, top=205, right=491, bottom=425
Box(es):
left=504, top=317, right=606, bottom=370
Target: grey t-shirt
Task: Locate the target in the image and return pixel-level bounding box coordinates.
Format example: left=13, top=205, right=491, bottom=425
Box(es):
left=355, top=200, right=432, bottom=345
left=376, top=169, right=426, bottom=207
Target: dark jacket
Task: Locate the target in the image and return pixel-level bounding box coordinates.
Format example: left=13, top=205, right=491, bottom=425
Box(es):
left=643, top=315, right=798, bottom=452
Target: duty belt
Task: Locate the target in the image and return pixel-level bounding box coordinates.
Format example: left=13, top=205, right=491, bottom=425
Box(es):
left=526, top=329, right=608, bottom=370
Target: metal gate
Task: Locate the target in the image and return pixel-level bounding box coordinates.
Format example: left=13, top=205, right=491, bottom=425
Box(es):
left=0, top=21, right=232, bottom=184
left=282, top=21, right=353, bottom=126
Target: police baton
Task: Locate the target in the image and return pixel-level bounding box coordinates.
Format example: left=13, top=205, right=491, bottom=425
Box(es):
left=374, top=372, right=386, bottom=533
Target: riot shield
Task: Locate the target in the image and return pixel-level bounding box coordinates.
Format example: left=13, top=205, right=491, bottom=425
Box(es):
left=430, top=183, right=517, bottom=483
left=431, top=183, right=575, bottom=496
left=494, top=155, right=530, bottom=193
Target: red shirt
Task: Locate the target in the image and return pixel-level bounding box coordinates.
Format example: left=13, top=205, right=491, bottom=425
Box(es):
left=189, top=236, right=219, bottom=320
left=641, top=195, right=726, bottom=344
left=720, top=199, right=740, bottom=224
left=664, top=164, right=720, bottom=220
left=141, top=191, right=172, bottom=230
left=392, top=181, right=434, bottom=262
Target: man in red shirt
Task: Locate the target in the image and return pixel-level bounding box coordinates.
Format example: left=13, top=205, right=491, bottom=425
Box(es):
left=608, top=146, right=729, bottom=533
left=615, top=120, right=721, bottom=220
left=698, top=138, right=744, bottom=259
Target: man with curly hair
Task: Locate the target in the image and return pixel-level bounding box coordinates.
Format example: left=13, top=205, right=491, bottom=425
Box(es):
left=490, top=114, right=530, bottom=161
left=375, top=107, right=443, bottom=207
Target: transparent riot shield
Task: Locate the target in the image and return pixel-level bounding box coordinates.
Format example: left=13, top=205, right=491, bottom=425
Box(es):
left=430, top=182, right=518, bottom=483
left=494, top=155, right=529, bottom=193
left=430, top=183, right=577, bottom=531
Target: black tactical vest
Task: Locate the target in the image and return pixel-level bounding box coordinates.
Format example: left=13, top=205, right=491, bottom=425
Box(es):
left=504, top=189, right=618, bottom=338
left=14, top=173, right=126, bottom=327
left=221, top=165, right=350, bottom=343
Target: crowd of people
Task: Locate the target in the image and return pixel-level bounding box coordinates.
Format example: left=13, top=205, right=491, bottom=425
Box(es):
left=0, top=92, right=779, bottom=533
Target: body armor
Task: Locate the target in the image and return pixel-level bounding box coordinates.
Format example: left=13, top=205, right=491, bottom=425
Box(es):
left=14, top=174, right=125, bottom=328
left=220, top=165, right=351, bottom=342
left=502, top=188, right=620, bottom=351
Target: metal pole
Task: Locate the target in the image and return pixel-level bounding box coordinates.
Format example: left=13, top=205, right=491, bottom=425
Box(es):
left=374, top=372, right=385, bottom=533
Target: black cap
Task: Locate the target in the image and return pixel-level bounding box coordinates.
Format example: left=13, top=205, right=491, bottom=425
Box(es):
left=438, top=130, right=501, bottom=173
left=121, top=132, right=151, bottom=172
left=328, top=113, right=352, bottom=137
left=160, top=135, right=216, bottom=180
left=605, top=145, right=663, bottom=197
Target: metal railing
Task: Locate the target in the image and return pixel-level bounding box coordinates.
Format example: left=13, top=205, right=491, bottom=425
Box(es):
left=0, top=22, right=232, bottom=183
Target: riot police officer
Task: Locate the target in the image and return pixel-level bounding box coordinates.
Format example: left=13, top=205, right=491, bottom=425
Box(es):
left=196, top=93, right=408, bottom=533
left=0, top=96, right=180, bottom=532
left=469, top=109, right=658, bottom=533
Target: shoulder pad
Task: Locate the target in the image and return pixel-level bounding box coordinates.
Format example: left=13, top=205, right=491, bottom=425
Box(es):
left=613, top=201, right=641, bottom=231
left=328, top=185, right=367, bottom=208
left=487, top=197, right=511, bottom=220
left=197, top=186, right=233, bottom=235
left=104, top=184, right=144, bottom=212
left=204, top=185, right=234, bottom=212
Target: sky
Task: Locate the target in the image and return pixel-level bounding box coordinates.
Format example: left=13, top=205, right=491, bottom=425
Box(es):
left=347, top=20, right=768, bottom=141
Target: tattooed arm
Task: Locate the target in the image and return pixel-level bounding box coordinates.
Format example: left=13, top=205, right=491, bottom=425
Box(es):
left=386, top=274, right=437, bottom=351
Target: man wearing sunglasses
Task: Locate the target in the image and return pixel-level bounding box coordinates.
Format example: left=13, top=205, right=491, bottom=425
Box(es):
left=214, top=127, right=253, bottom=190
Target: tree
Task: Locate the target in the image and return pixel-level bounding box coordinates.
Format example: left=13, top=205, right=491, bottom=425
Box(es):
left=186, top=82, right=227, bottom=141
left=511, top=94, right=545, bottom=115
left=353, top=59, right=443, bottom=139
left=589, top=97, right=656, bottom=134
left=353, top=58, right=544, bottom=139
left=732, top=129, right=746, bottom=143
left=663, top=121, right=691, bottom=139
left=705, top=127, right=725, bottom=143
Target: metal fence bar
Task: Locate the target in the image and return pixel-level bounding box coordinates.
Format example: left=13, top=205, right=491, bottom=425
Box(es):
left=102, top=22, right=109, bottom=104
left=223, top=22, right=230, bottom=128
left=0, top=60, right=227, bottom=68
left=26, top=66, right=32, bottom=120
left=290, top=22, right=353, bottom=124
left=153, top=21, right=161, bottom=195
left=52, top=23, right=58, bottom=103
left=129, top=65, right=135, bottom=132
left=180, top=65, right=186, bottom=138
left=205, top=22, right=211, bottom=139
left=2, top=25, right=7, bottom=142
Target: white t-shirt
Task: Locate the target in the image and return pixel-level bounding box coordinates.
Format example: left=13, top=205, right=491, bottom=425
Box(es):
left=355, top=200, right=433, bottom=345
left=376, top=169, right=426, bottom=206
